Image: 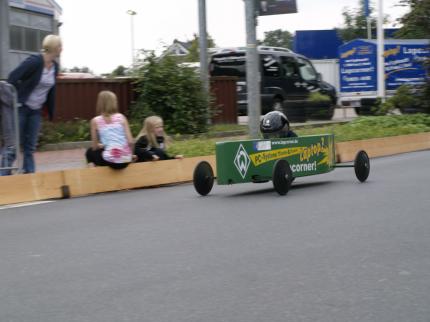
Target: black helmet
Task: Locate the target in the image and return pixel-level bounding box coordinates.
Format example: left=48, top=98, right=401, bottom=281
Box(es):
left=260, top=111, right=290, bottom=138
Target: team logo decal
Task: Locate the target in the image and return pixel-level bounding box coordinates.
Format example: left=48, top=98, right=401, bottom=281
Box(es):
left=234, top=144, right=251, bottom=179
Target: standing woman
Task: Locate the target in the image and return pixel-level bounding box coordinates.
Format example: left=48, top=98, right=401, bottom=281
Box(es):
left=1, top=34, right=62, bottom=175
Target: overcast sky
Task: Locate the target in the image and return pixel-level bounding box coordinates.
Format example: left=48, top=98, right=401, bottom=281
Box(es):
left=57, top=0, right=409, bottom=74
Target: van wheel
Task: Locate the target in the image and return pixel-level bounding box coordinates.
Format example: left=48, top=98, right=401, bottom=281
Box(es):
left=272, top=98, right=283, bottom=111
left=322, top=103, right=335, bottom=120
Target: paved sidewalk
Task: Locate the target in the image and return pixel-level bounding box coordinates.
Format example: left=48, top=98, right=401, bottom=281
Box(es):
left=35, top=148, right=87, bottom=172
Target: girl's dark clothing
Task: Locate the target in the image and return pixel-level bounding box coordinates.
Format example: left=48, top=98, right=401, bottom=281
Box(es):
left=85, top=148, right=129, bottom=169
left=134, top=135, right=173, bottom=162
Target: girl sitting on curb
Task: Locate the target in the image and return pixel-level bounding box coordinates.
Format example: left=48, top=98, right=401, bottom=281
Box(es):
left=85, top=91, right=134, bottom=169
left=134, top=115, right=183, bottom=162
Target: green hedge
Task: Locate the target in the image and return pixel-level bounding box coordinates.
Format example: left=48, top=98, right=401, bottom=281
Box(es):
left=128, top=54, right=211, bottom=135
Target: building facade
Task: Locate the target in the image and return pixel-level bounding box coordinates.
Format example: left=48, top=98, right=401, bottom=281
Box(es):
left=0, top=0, right=62, bottom=79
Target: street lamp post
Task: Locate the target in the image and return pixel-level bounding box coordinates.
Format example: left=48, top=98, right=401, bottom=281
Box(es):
left=376, top=0, right=385, bottom=101
left=126, top=10, right=137, bottom=67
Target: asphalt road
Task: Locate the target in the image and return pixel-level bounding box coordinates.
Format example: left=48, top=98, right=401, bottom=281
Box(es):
left=1, top=151, right=430, bottom=322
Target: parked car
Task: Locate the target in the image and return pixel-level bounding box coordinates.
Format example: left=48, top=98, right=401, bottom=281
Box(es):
left=209, top=46, right=337, bottom=121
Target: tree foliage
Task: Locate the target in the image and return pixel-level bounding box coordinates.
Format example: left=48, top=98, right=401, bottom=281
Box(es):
left=395, top=0, right=430, bottom=39
left=129, top=54, right=210, bottom=134
left=185, top=33, right=217, bottom=62
left=110, top=65, right=127, bottom=77
left=395, top=0, right=430, bottom=112
left=64, top=66, right=93, bottom=73
left=337, top=0, right=380, bottom=42
left=259, top=29, right=293, bottom=49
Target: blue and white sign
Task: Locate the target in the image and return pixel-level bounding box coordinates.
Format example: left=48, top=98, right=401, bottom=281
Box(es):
left=339, top=39, right=430, bottom=93
left=339, top=39, right=377, bottom=92
left=384, top=43, right=429, bottom=90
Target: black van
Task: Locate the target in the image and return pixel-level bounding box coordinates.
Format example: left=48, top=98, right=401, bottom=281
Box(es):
left=209, top=46, right=337, bottom=121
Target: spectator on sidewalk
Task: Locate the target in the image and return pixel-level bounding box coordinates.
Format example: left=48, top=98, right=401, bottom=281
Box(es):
left=85, top=91, right=134, bottom=169
left=1, top=34, right=62, bottom=175
left=134, top=115, right=183, bottom=162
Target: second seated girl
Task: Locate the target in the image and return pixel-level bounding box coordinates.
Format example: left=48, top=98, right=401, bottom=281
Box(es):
left=134, top=115, right=183, bottom=162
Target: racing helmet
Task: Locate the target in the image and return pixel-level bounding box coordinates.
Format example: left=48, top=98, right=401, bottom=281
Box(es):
left=260, top=111, right=290, bottom=138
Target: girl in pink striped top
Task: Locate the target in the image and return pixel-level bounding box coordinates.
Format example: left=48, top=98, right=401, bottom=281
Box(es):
left=85, top=91, right=134, bottom=169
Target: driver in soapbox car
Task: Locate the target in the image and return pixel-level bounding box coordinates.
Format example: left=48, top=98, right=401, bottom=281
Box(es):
left=260, top=111, right=297, bottom=138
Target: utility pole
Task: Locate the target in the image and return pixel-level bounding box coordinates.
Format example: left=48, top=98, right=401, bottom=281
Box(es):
left=198, top=0, right=209, bottom=96
left=376, top=0, right=385, bottom=101
left=244, top=0, right=261, bottom=139
left=0, top=0, right=10, bottom=79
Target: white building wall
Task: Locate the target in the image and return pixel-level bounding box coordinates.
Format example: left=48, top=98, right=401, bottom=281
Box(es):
left=1, top=0, right=61, bottom=79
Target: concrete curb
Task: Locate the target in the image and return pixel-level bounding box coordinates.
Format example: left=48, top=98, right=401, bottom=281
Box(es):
left=1, top=132, right=429, bottom=206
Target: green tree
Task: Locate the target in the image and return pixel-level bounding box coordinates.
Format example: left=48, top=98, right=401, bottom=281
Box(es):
left=185, top=33, right=217, bottom=62
left=69, top=66, right=92, bottom=73
left=111, top=65, right=127, bottom=77
left=337, top=0, right=379, bottom=42
left=259, top=29, right=293, bottom=49
left=395, top=0, right=430, bottom=113
left=395, top=0, right=430, bottom=38
left=129, top=54, right=210, bottom=134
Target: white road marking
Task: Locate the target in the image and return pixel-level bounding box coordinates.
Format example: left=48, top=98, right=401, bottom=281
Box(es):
left=0, top=200, right=54, bottom=210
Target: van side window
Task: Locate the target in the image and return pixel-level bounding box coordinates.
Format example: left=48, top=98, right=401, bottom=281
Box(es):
left=280, top=56, right=297, bottom=77
left=297, top=57, right=318, bottom=81
left=261, top=54, right=280, bottom=77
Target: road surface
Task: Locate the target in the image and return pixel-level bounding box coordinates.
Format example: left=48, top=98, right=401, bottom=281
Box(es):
left=1, top=151, right=429, bottom=322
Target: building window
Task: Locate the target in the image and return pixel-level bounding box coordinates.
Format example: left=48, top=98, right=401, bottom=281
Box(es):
left=10, top=25, right=23, bottom=51
left=10, top=26, right=51, bottom=52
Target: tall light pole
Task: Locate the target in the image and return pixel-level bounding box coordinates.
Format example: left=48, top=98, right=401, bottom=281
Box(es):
left=376, top=0, right=385, bottom=101
left=126, top=10, right=137, bottom=67
left=198, top=0, right=209, bottom=96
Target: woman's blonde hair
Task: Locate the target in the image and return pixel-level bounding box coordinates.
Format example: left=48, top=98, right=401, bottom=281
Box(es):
left=42, top=34, right=62, bottom=53
left=136, top=115, right=169, bottom=148
left=96, top=91, right=118, bottom=116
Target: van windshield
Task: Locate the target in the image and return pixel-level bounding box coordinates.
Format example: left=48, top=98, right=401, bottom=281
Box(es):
left=210, top=53, right=246, bottom=77
left=296, top=57, right=318, bottom=81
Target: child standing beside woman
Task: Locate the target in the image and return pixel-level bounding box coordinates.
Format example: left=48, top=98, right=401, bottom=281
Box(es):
left=85, top=91, right=134, bottom=169
left=134, top=116, right=183, bottom=162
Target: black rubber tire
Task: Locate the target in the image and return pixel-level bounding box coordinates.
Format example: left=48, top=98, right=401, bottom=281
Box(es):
left=272, top=159, right=293, bottom=196
left=193, top=161, right=214, bottom=196
left=323, top=103, right=335, bottom=120
left=354, top=150, right=370, bottom=182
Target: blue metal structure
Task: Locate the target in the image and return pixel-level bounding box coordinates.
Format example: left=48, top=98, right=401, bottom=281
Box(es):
left=293, top=30, right=343, bottom=59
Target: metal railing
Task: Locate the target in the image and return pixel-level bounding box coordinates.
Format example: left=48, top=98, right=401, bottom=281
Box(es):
left=0, top=81, right=22, bottom=175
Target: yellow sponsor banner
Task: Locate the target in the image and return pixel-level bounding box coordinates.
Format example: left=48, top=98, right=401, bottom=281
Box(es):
left=249, top=137, right=331, bottom=167
left=300, top=137, right=328, bottom=162
left=250, top=147, right=302, bottom=167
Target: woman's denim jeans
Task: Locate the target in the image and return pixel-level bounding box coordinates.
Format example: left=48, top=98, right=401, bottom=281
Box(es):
left=1, top=105, right=41, bottom=175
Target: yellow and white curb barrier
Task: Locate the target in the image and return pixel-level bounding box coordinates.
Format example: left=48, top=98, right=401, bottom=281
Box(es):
left=1, top=132, right=429, bottom=206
